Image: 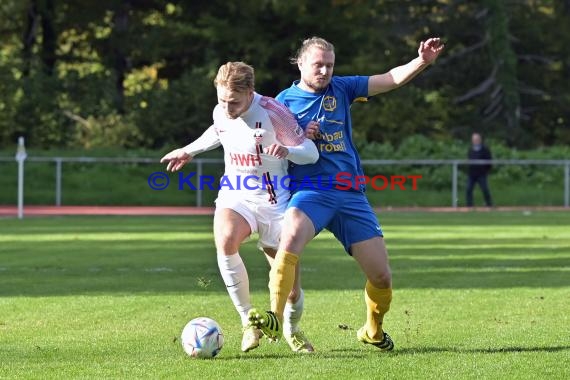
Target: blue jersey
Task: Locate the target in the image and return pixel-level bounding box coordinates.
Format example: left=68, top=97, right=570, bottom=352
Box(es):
left=276, top=76, right=369, bottom=192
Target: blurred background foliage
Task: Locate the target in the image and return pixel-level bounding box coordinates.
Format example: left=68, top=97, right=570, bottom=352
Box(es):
left=0, top=0, right=569, bottom=151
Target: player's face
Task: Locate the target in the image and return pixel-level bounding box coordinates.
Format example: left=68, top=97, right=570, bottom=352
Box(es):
left=217, top=86, right=254, bottom=119
left=299, top=47, right=335, bottom=92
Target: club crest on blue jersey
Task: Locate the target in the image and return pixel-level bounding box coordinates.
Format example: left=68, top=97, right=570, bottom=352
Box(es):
left=323, top=96, right=337, bottom=112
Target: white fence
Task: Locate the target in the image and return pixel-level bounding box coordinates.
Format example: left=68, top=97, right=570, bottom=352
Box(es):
left=359, top=158, right=570, bottom=208
left=2, top=155, right=569, bottom=212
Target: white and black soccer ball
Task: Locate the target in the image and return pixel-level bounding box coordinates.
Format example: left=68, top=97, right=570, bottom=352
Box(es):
left=181, top=317, right=224, bottom=358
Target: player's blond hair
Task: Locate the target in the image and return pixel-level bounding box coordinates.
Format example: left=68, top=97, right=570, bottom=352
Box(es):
left=290, top=37, right=335, bottom=64
left=214, top=62, right=255, bottom=92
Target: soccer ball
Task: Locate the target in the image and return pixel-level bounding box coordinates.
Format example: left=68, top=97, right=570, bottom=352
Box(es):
left=181, top=317, right=224, bottom=358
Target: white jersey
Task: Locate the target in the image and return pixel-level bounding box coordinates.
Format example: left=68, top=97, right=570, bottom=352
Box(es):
left=185, top=93, right=306, bottom=205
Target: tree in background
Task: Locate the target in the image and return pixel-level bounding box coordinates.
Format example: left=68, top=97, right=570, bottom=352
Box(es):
left=0, top=0, right=567, bottom=150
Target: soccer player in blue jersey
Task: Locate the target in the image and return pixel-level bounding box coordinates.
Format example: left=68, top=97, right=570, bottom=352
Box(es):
left=248, top=36, right=444, bottom=351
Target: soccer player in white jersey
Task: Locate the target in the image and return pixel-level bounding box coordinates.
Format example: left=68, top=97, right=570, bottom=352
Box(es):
left=160, top=62, right=319, bottom=353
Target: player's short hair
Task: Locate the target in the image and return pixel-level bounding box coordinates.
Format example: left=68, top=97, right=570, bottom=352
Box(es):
left=214, top=62, right=255, bottom=92
left=290, top=37, right=335, bottom=64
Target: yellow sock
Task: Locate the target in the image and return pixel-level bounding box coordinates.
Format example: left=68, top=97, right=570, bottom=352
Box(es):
left=269, top=251, right=298, bottom=320
left=365, top=281, right=392, bottom=340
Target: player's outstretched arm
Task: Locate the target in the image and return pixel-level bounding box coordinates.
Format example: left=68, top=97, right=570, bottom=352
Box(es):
left=160, top=125, right=221, bottom=172
left=160, top=149, right=192, bottom=172
left=368, top=37, right=445, bottom=96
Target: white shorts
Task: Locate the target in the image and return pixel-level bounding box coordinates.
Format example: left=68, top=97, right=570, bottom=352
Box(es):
left=215, top=192, right=287, bottom=250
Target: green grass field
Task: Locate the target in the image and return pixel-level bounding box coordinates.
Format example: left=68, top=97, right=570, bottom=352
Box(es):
left=1, top=212, right=569, bottom=379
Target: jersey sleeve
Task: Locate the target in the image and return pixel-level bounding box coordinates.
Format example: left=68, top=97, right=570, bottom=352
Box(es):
left=181, top=124, right=221, bottom=156
left=335, top=76, right=369, bottom=102
left=275, top=89, right=287, bottom=105
left=261, top=96, right=305, bottom=146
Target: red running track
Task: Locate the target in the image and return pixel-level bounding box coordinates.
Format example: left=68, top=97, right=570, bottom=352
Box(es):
left=0, top=206, right=215, bottom=216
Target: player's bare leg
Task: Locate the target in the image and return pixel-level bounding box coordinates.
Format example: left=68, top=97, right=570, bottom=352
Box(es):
left=265, top=248, right=314, bottom=352
left=214, top=208, right=261, bottom=352
left=249, top=207, right=314, bottom=341
left=351, top=237, right=394, bottom=351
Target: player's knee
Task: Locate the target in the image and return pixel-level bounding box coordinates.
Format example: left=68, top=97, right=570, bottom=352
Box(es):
left=279, top=229, right=302, bottom=252
left=280, top=210, right=314, bottom=252
left=214, top=230, right=242, bottom=254
left=287, top=287, right=300, bottom=303
left=368, top=268, right=392, bottom=289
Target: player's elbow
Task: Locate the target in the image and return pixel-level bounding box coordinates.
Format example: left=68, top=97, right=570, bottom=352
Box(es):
left=290, top=152, right=318, bottom=165
left=286, top=140, right=319, bottom=165
left=368, top=73, right=398, bottom=96
left=300, top=141, right=319, bottom=165
left=306, top=142, right=319, bottom=164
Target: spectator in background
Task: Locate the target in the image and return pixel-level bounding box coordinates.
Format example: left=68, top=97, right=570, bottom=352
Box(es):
left=466, top=132, right=493, bottom=207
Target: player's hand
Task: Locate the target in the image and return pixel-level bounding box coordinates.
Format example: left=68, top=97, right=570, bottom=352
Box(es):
left=263, top=144, right=289, bottom=159
left=305, top=121, right=320, bottom=140
left=418, top=37, right=444, bottom=64
left=160, top=149, right=193, bottom=172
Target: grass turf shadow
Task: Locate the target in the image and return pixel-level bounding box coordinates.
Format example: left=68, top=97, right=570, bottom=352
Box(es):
left=330, top=345, right=570, bottom=355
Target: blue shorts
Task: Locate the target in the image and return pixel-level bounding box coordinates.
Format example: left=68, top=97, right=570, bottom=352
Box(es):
left=287, top=188, right=383, bottom=254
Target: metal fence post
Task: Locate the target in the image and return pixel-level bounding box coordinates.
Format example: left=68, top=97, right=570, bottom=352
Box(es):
left=15, top=137, right=27, bottom=219
left=452, top=161, right=458, bottom=208
left=55, top=158, right=62, bottom=206
left=564, top=161, right=570, bottom=207
left=196, top=160, right=203, bottom=207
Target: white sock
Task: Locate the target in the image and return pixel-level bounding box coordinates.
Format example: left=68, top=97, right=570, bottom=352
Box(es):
left=283, top=288, right=304, bottom=335
left=217, top=253, right=251, bottom=326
